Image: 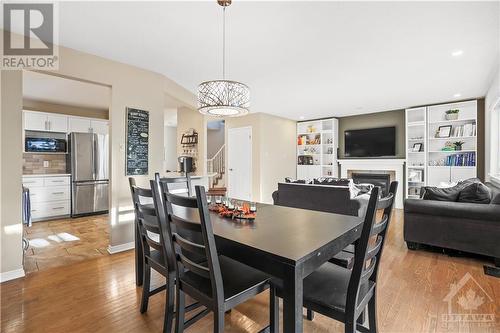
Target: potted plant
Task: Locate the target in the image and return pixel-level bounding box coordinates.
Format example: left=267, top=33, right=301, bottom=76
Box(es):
left=454, top=141, right=465, bottom=151
left=445, top=109, right=460, bottom=120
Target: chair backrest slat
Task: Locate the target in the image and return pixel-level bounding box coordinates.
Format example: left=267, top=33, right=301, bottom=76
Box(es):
left=174, top=233, right=207, bottom=256
left=364, top=236, right=383, bottom=261
left=177, top=253, right=211, bottom=279
left=360, top=257, right=377, bottom=284
left=170, top=215, right=203, bottom=232
left=376, top=193, right=394, bottom=210
left=159, top=175, right=192, bottom=197
left=370, top=214, right=388, bottom=236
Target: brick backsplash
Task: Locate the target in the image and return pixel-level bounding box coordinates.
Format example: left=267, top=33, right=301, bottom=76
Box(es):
left=23, top=154, right=68, bottom=174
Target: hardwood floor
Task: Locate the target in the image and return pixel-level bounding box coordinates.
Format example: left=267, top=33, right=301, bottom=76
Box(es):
left=23, top=214, right=109, bottom=273
left=2, top=210, right=499, bottom=332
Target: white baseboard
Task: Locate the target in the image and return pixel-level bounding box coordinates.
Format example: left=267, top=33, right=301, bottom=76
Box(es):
left=107, top=241, right=135, bottom=254
left=0, top=268, right=25, bottom=283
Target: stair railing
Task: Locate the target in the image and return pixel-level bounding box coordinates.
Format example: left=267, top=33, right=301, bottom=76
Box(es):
left=207, top=144, right=225, bottom=188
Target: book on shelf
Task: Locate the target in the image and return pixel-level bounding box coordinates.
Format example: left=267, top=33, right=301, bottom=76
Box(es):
left=443, top=152, right=476, bottom=166
left=451, top=123, right=476, bottom=137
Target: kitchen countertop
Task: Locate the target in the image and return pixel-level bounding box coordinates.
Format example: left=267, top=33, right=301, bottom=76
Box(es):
left=162, top=172, right=217, bottom=179
left=23, top=174, right=71, bottom=177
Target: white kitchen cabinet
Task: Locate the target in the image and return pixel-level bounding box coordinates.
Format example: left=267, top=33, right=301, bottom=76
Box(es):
left=22, top=175, right=71, bottom=221
left=91, top=120, right=108, bottom=135
left=46, top=114, right=68, bottom=133
left=24, top=111, right=49, bottom=131
left=68, top=117, right=108, bottom=134
left=24, top=111, right=68, bottom=133
left=68, top=117, right=92, bottom=133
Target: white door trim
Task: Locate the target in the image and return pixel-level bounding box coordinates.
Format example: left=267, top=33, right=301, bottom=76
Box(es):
left=227, top=126, right=252, bottom=200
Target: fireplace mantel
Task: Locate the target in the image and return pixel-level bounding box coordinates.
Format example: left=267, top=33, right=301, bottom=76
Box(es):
left=338, top=159, right=405, bottom=208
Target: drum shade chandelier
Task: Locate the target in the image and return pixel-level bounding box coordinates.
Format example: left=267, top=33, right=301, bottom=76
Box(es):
left=197, top=0, right=250, bottom=117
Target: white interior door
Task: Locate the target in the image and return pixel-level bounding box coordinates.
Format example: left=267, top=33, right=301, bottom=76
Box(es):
left=227, top=127, right=252, bottom=201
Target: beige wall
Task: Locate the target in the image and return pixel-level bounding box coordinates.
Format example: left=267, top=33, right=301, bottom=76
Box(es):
left=23, top=98, right=109, bottom=119
left=338, top=109, right=406, bottom=159
left=225, top=113, right=296, bottom=203
left=258, top=113, right=297, bottom=203
left=1, top=31, right=196, bottom=276
left=1, top=70, right=24, bottom=275
left=207, top=123, right=225, bottom=158
left=176, top=107, right=206, bottom=175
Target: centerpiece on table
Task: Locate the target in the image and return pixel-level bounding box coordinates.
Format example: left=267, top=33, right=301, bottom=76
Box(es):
left=208, top=197, right=256, bottom=220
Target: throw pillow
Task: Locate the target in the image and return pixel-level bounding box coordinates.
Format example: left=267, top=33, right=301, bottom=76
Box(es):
left=457, top=183, right=492, bottom=204
left=422, top=178, right=481, bottom=201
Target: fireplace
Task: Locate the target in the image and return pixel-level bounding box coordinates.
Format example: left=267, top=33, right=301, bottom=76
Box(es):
left=352, top=173, right=391, bottom=196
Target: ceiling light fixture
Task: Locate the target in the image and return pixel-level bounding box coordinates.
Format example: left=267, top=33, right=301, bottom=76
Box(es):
left=454, top=93, right=461, bottom=98
left=197, top=0, right=250, bottom=117
left=451, top=50, right=464, bottom=57
left=299, top=116, right=305, bottom=120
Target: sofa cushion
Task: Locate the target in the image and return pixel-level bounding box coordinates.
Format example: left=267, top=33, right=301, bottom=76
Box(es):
left=422, top=178, right=480, bottom=201
left=285, top=177, right=310, bottom=184
left=404, top=199, right=500, bottom=223
left=458, top=182, right=491, bottom=204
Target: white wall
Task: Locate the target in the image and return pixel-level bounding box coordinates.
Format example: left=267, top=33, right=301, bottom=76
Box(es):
left=164, top=126, right=178, bottom=172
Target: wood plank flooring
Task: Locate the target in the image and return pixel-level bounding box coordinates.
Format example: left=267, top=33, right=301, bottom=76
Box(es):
left=2, top=210, right=499, bottom=332
left=23, top=214, right=109, bottom=273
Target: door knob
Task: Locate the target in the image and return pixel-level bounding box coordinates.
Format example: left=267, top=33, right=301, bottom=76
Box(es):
left=229, top=168, right=234, bottom=171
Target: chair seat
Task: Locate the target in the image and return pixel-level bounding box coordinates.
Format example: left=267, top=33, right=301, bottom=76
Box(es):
left=303, top=262, right=374, bottom=313
left=181, top=255, right=270, bottom=303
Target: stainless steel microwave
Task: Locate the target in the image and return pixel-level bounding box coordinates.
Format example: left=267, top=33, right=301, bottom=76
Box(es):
left=25, top=137, right=67, bottom=153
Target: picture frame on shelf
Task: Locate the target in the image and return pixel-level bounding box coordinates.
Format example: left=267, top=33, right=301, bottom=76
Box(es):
left=437, top=125, right=452, bottom=138
left=408, top=170, right=423, bottom=182
left=412, top=143, right=423, bottom=152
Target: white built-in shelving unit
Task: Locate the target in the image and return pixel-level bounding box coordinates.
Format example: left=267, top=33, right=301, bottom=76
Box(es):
left=405, top=100, right=478, bottom=199
left=297, top=118, right=339, bottom=179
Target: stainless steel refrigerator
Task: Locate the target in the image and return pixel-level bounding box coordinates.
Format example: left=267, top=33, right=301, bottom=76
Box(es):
left=69, top=132, right=109, bottom=216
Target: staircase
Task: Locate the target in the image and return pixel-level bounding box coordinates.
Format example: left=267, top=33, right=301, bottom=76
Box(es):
left=207, top=145, right=226, bottom=195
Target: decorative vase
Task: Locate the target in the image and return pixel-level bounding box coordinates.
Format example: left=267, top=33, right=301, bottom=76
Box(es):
left=455, top=146, right=462, bottom=151
left=445, top=113, right=459, bottom=120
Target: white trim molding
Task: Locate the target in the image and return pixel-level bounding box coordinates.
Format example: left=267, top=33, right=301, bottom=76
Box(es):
left=338, top=159, right=405, bottom=209
left=0, top=268, right=25, bottom=283
left=107, top=241, right=135, bottom=254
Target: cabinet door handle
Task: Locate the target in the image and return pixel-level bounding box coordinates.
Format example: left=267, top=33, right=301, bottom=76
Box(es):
left=52, top=192, right=64, bottom=195
left=52, top=207, right=65, bottom=210
left=51, top=180, right=65, bottom=183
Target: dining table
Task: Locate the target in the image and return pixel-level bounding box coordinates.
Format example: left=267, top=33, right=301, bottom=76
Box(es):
left=135, top=201, right=363, bottom=333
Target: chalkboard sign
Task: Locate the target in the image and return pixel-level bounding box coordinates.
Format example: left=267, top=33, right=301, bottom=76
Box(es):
left=126, top=108, right=149, bottom=175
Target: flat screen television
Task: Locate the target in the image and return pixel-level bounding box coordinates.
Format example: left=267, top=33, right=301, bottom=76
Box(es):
left=344, top=126, right=396, bottom=158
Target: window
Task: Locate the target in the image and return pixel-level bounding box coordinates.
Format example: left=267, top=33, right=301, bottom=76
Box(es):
left=490, top=99, right=500, bottom=185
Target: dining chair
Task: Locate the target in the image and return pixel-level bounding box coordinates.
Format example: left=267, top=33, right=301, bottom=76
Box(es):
left=129, top=178, right=204, bottom=333
left=158, top=183, right=278, bottom=333
left=158, top=173, right=192, bottom=196
left=301, top=181, right=398, bottom=333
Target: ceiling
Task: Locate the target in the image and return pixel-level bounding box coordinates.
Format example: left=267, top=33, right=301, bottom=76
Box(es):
left=36, top=2, right=500, bottom=119
left=23, top=71, right=110, bottom=110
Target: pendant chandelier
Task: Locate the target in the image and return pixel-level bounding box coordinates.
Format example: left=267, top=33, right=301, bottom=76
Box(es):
left=197, top=0, right=250, bottom=117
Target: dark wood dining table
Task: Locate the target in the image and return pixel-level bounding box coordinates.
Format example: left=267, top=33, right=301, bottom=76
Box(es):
left=135, top=202, right=363, bottom=333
